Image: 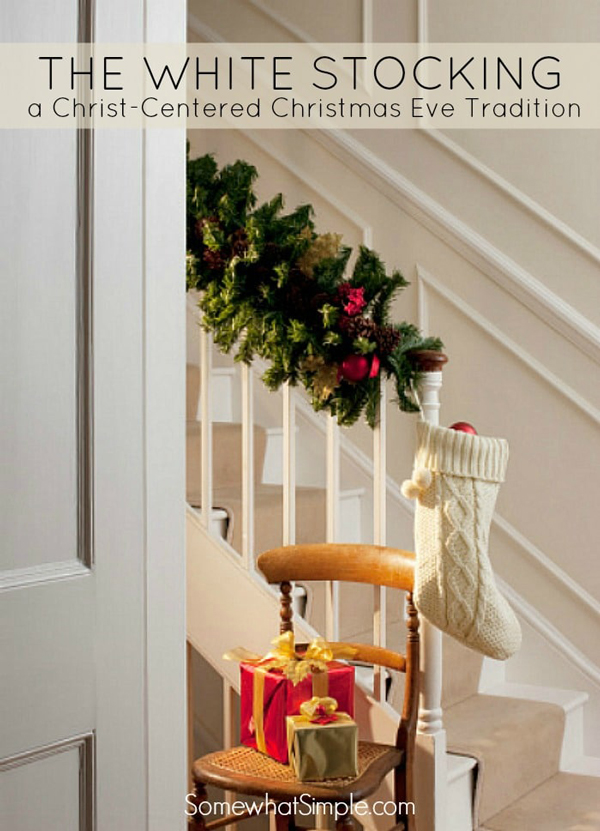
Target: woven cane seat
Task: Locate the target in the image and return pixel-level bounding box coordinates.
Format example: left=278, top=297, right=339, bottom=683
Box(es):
left=192, top=741, right=403, bottom=801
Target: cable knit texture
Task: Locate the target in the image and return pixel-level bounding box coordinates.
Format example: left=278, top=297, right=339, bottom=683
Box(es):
left=408, top=422, right=521, bottom=660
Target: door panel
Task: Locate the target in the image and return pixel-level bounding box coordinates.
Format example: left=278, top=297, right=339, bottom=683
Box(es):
left=0, top=0, right=186, bottom=828
left=0, top=734, right=93, bottom=831
left=0, top=129, right=83, bottom=575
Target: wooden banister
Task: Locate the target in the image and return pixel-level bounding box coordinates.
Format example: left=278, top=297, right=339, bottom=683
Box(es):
left=411, top=349, right=449, bottom=373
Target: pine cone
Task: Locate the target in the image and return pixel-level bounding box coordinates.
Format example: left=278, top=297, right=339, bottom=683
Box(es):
left=375, top=325, right=401, bottom=355
left=231, top=228, right=249, bottom=257
left=339, top=315, right=378, bottom=342
left=203, top=248, right=226, bottom=271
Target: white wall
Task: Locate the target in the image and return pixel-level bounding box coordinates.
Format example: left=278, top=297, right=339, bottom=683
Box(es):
left=187, top=0, right=600, bottom=684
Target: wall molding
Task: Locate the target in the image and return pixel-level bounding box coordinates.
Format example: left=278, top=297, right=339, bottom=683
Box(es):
left=416, top=0, right=428, bottom=45
left=424, top=129, right=600, bottom=267
left=416, top=0, right=600, bottom=266
left=311, top=129, right=600, bottom=365
left=0, top=559, right=91, bottom=592
left=246, top=0, right=313, bottom=44
left=417, top=266, right=600, bottom=426
left=498, top=576, right=600, bottom=690
left=0, top=732, right=95, bottom=831
left=493, top=512, right=600, bottom=621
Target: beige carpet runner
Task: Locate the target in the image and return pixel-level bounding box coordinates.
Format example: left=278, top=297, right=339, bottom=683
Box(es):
left=481, top=772, right=600, bottom=830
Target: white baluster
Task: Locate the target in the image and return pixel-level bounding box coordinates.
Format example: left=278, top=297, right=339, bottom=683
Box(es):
left=414, top=357, right=448, bottom=831
left=373, top=381, right=387, bottom=701
left=241, top=364, right=254, bottom=569
left=326, top=414, right=340, bottom=641
left=282, top=383, right=296, bottom=546
left=199, top=326, right=213, bottom=532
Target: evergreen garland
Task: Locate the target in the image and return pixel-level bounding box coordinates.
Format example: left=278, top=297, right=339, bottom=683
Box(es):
left=186, top=151, right=443, bottom=428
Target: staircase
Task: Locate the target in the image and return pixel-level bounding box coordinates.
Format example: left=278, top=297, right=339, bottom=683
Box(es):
left=186, top=343, right=600, bottom=831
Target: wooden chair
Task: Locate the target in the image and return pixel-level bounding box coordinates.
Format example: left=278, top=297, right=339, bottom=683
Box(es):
left=190, top=543, right=419, bottom=831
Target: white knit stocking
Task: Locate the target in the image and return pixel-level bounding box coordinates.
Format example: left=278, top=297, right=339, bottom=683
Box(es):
left=402, top=422, right=521, bottom=660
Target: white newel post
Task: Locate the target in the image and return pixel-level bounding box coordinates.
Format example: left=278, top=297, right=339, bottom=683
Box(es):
left=414, top=354, right=448, bottom=831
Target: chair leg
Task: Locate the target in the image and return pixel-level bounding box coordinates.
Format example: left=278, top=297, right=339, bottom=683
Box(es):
left=188, top=780, right=209, bottom=829
left=275, top=805, right=296, bottom=831
left=335, top=813, right=355, bottom=831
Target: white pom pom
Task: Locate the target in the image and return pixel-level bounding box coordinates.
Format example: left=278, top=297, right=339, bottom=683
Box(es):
left=413, top=468, right=432, bottom=490
left=401, top=480, right=422, bottom=500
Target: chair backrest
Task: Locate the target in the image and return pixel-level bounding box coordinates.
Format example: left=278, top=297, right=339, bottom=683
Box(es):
left=256, top=542, right=420, bottom=771
left=258, top=543, right=415, bottom=594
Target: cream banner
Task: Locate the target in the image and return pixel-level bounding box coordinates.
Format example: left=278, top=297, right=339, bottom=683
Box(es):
left=1, top=43, right=598, bottom=128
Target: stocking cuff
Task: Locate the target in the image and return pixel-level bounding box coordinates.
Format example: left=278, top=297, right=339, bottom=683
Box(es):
left=416, top=422, right=509, bottom=483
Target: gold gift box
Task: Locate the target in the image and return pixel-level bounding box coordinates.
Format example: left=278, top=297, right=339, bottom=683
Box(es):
left=286, top=713, right=358, bottom=781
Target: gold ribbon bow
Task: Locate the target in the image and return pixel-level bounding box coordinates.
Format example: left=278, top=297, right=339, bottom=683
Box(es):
left=224, top=631, right=355, bottom=686
left=299, top=696, right=339, bottom=724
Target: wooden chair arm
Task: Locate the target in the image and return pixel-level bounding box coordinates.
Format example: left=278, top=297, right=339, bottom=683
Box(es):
left=295, top=641, right=406, bottom=672
left=330, top=642, right=406, bottom=673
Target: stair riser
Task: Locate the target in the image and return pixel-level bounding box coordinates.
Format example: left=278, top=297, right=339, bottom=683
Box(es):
left=187, top=423, right=267, bottom=496
left=447, top=766, right=475, bottom=831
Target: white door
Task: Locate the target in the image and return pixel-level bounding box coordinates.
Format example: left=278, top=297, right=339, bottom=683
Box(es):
left=0, top=1, right=186, bottom=830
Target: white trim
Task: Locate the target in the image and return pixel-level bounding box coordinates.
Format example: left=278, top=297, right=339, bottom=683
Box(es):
left=493, top=513, right=600, bottom=621
left=246, top=0, right=313, bottom=44
left=416, top=0, right=429, bottom=44
left=497, top=576, right=600, bottom=690
left=0, top=560, right=90, bottom=591
left=310, top=130, right=600, bottom=365
left=417, top=265, right=600, bottom=427
left=186, top=13, right=223, bottom=45
left=142, top=0, right=187, bottom=816
left=416, top=0, right=600, bottom=267
left=423, top=129, right=600, bottom=267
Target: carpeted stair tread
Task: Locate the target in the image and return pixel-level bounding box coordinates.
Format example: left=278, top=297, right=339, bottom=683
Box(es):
left=481, top=772, right=600, bottom=830
left=210, top=483, right=326, bottom=555
left=187, top=421, right=268, bottom=497
left=442, top=634, right=484, bottom=709
left=445, top=693, right=565, bottom=824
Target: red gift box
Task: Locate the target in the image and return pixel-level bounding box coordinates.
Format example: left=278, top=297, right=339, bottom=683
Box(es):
left=240, top=661, right=355, bottom=764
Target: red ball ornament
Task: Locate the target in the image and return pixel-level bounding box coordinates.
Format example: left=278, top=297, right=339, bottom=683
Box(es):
left=449, top=421, right=478, bottom=435
left=339, top=354, right=370, bottom=383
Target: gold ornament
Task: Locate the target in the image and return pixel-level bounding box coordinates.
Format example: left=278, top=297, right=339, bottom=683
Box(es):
left=313, top=364, right=339, bottom=400
left=297, top=233, right=343, bottom=276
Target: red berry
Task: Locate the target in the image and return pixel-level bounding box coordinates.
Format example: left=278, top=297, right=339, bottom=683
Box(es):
left=369, top=354, right=381, bottom=378
left=449, top=421, right=478, bottom=435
